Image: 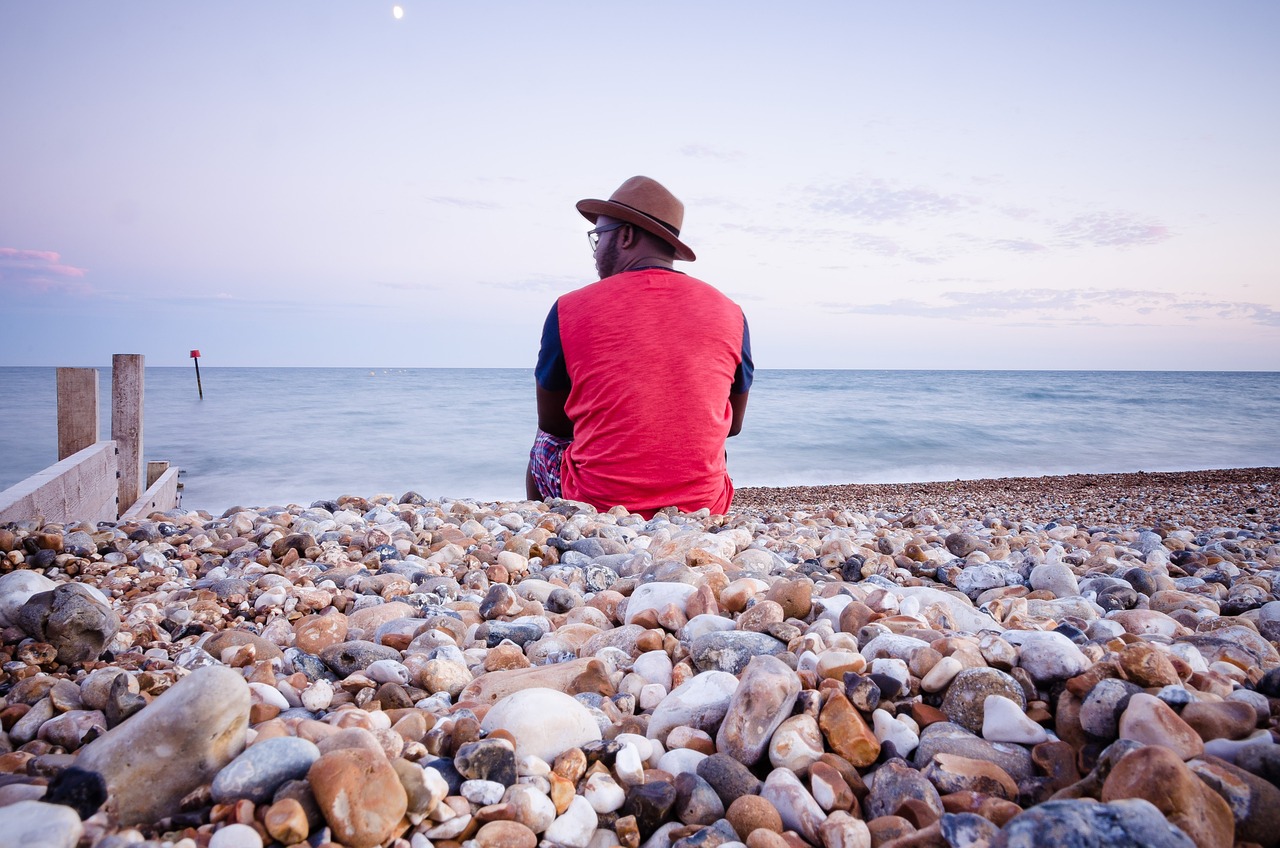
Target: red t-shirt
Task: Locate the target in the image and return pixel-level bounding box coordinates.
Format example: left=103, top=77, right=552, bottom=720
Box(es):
left=536, top=269, right=751, bottom=517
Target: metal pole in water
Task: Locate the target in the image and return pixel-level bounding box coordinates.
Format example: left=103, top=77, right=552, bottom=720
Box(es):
left=190, top=349, right=204, bottom=399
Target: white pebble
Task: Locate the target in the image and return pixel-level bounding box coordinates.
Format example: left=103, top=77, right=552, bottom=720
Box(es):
left=461, top=779, right=505, bottom=806
left=544, top=795, right=598, bottom=848
left=209, top=823, right=264, bottom=848
left=920, top=656, right=963, bottom=693
left=366, top=659, right=411, bottom=685
left=614, top=741, right=645, bottom=786
left=981, top=695, right=1048, bottom=744
left=301, top=679, right=334, bottom=711
left=583, top=772, right=626, bottom=813
left=872, top=709, right=919, bottom=757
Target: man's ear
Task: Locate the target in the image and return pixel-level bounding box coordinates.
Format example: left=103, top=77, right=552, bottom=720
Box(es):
left=619, top=223, right=637, bottom=248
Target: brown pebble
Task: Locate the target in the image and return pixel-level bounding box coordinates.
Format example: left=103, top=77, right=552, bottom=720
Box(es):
left=548, top=772, right=575, bottom=815
left=265, top=798, right=309, bottom=845
left=1117, top=642, right=1181, bottom=687
left=726, top=795, right=783, bottom=839
left=819, top=692, right=880, bottom=767
left=616, top=814, right=641, bottom=848
left=817, top=753, right=868, bottom=801
left=939, top=791, right=1022, bottom=827
left=867, top=815, right=916, bottom=847
left=475, top=820, right=538, bottom=848
left=746, top=830, right=792, bottom=848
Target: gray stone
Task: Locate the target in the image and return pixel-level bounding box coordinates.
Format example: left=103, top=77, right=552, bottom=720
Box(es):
left=866, top=757, right=944, bottom=820
left=1029, top=562, right=1080, bottom=597
left=940, top=668, right=1025, bottom=734
left=941, top=812, right=1001, bottom=847
left=690, top=631, right=788, bottom=675
left=697, top=753, right=761, bottom=807
left=454, top=738, right=517, bottom=786
left=992, top=798, right=1195, bottom=847
left=75, top=665, right=250, bottom=825
left=212, top=736, right=321, bottom=804
left=318, top=639, right=401, bottom=676
left=954, top=563, right=1014, bottom=598
left=673, top=772, right=725, bottom=826
left=14, top=583, right=119, bottom=664
left=913, top=722, right=1033, bottom=783
left=1079, top=679, right=1141, bottom=740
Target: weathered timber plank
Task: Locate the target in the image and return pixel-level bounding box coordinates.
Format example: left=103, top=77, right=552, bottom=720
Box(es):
left=57, top=368, right=99, bottom=460
left=146, top=461, right=170, bottom=489
left=112, top=354, right=144, bottom=517
left=0, top=442, right=119, bottom=525
left=121, top=467, right=181, bottom=520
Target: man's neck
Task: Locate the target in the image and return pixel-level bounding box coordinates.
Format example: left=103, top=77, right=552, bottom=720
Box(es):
left=616, top=255, right=674, bottom=273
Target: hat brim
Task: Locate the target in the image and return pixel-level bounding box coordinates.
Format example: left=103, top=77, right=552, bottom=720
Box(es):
left=577, top=198, right=696, bottom=262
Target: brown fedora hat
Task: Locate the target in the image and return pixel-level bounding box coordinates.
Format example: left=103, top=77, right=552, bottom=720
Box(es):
left=577, top=176, right=696, bottom=261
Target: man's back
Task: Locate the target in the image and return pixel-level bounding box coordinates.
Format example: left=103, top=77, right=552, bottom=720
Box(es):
left=551, top=268, right=747, bottom=515
left=527, top=175, right=752, bottom=515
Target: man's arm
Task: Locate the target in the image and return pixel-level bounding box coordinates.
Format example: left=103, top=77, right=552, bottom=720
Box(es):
left=537, top=385, right=573, bottom=439
left=728, top=391, right=748, bottom=437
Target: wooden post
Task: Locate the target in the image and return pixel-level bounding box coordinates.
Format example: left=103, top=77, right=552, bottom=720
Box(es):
left=112, top=354, right=144, bottom=517
left=56, top=367, right=99, bottom=460
left=146, top=461, right=170, bottom=489
left=190, top=349, right=203, bottom=399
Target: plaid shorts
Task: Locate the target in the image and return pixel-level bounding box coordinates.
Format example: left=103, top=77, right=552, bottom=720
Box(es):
left=529, top=429, right=570, bottom=499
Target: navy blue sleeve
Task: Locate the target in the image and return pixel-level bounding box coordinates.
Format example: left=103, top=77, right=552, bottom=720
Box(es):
left=534, top=301, right=571, bottom=391
left=731, top=312, right=754, bottom=394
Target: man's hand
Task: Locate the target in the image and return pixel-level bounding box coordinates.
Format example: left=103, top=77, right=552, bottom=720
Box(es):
left=536, top=385, right=574, bottom=439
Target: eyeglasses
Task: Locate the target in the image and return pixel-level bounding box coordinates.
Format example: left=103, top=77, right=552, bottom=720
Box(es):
left=587, top=222, right=626, bottom=251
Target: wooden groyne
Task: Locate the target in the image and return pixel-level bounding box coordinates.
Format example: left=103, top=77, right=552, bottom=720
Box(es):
left=0, top=354, right=181, bottom=524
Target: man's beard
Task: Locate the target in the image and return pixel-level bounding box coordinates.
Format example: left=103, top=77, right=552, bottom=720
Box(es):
left=596, top=239, right=621, bottom=279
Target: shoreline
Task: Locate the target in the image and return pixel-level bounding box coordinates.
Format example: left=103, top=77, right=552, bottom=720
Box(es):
left=733, top=466, right=1280, bottom=528
left=1, top=467, right=1279, bottom=845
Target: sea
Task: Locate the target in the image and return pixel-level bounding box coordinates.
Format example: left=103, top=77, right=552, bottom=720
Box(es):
left=2, top=367, right=1278, bottom=515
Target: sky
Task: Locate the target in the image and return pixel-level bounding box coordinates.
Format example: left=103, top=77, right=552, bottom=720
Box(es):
left=2, top=1, right=1278, bottom=370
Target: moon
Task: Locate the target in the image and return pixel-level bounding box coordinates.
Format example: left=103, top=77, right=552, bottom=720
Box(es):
left=392, top=5, right=404, bottom=19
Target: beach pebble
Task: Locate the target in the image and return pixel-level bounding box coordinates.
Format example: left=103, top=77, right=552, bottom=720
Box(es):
left=716, top=655, right=800, bottom=766
left=481, top=688, right=602, bottom=762
left=0, top=800, right=83, bottom=848
left=0, top=470, right=1271, bottom=848
left=982, top=695, right=1049, bottom=745
left=1100, top=745, right=1233, bottom=848
left=760, top=767, right=827, bottom=845
left=212, top=735, right=322, bottom=804
left=993, top=798, right=1196, bottom=847
left=544, top=794, right=599, bottom=848
left=308, top=747, right=409, bottom=848
left=769, top=714, right=825, bottom=772
left=647, top=671, right=738, bottom=742
left=941, top=668, right=1025, bottom=734
left=1117, top=693, right=1204, bottom=759
left=209, top=823, right=264, bottom=848
left=13, top=582, right=120, bottom=664
left=75, top=665, right=251, bottom=825
left=0, top=570, right=57, bottom=626
left=1002, top=630, right=1090, bottom=683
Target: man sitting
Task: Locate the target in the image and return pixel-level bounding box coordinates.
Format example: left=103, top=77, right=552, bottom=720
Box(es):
left=526, top=176, right=753, bottom=517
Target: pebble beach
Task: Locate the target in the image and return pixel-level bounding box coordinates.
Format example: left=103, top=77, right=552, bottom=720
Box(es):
left=1, top=467, right=1278, bottom=848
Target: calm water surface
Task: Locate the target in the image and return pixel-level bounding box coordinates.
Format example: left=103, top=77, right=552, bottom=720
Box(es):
left=2, top=367, right=1277, bottom=514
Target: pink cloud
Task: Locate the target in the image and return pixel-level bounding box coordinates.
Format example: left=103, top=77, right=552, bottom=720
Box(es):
left=0, top=246, right=92, bottom=295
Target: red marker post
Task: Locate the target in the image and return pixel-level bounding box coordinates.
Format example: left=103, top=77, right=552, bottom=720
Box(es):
left=190, top=349, right=203, bottom=399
